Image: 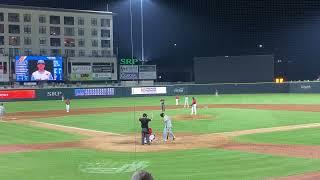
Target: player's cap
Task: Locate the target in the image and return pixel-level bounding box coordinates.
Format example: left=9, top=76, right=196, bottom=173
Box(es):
left=143, top=113, right=147, bottom=117
left=37, top=60, right=45, bottom=64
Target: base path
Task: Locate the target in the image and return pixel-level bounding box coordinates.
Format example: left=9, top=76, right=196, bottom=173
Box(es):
left=270, top=172, right=320, bottom=180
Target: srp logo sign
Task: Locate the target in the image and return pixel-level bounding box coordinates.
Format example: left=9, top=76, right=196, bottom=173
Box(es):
left=47, top=91, right=63, bottom=97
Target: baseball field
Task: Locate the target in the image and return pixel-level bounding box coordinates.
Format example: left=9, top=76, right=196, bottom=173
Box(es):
left=2, top=94, right=320, bottom=179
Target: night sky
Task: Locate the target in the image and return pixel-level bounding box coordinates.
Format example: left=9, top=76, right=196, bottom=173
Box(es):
left=2, top=0, right=320, bottom=81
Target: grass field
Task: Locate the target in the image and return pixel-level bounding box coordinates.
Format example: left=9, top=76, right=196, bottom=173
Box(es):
left=236, top=127, right=320, bottom=146
left=2, top=94, right=320, bottom=180
left=0, top=122, right=84, bottom=145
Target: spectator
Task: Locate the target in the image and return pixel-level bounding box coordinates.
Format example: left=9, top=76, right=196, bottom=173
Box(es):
left=131, top=170, right=153, bottom=180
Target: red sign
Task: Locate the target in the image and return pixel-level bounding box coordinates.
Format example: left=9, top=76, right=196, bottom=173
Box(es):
left=0, top=90, right=36, bottom=100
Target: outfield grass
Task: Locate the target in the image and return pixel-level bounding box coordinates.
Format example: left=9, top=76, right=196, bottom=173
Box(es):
left=235, top=127, right=320, bottom=146
left=0, top=148, right=320, bottom=180
left=38, top=108, right=320, bottom=134
left=5, top=94, right=320, bottom=113
left=0, top=122, right=84, bottom=145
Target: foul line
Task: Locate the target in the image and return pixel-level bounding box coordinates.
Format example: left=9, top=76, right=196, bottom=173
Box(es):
left=214, top=123, right=320, bottom=137
left=29, top=121, right=123, bottom=136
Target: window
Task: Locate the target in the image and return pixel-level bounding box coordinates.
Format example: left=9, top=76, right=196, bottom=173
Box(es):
left=9, top=25, right=20, bottom=34
left=24, top=37, right=31, bottom=45
left=79, top=49, right=85, bottom=56
left=24, top=25, right=31, bottom=34
left=39, top=26, right=46, bottom=34
left=0, top=36, right=4, bottom=45
left=78, top=28, right=84, bottom=36
left=24, top=14, right=31, bottom=22
left=78, top=17, right=84, bottom=25
left=92, top=40, right=98, bottom=47
left=8, top=13, right=19, bottom=22
left=78, top=39, right=85, bottom=47
left=24, top=48, right=32, bottom=55
left=92, top=50, right=99, bottom=56
left=64, top=27, right=74, bottom=36
left=101, top=40, right=110, bottom=48
left=101, top=50, right=111, bottom=57
left=50, top=16, right=60, bottom=24
left=0, top=24, right=4, bottom=33
left=91, top=29, right=98, bottom=36
left=39, top=38, right=47, bottom=46
left=50, top=27, right=60, bottom=35
left=65, top=49, right=75, bottom=57
left=0, top=48, right=4, bottom=55
left=0, top=13, right=3, bottom=22
left=9, top=36, right=20, bottom=46
left=51, top=49, right=61, bottom=56
left=40, top=49, right=47, bottom=55
left=91, top=18, right=97, bottom=26
left=39, top=15, right=46, bottom=23
left=64, top=16, right=74, bottom=25
left=64, top=38, right=75, bottom=47
left=101, top=19, right=110, bottom=27
left=9, top=48, right=20, bottom=57
left=50, top=38, right=61, bottom=47
left=101, top=29, right=110, bottom=38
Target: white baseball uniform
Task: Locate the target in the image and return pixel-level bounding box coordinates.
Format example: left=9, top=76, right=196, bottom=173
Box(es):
left=0, top=105, right=5, bottom=121
left=31, top=70, right=53, bottom=81
left=184, top=96, right=189, bottom=108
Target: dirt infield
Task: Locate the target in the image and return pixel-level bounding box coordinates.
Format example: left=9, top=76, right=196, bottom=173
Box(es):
left=271, top=172, right=320, bottom=180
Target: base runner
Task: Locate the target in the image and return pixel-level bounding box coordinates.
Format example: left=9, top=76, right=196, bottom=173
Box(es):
left=0, top=103, right=5, bottom=121
left=191, top=97, right=197, bottom=115
left=65, top=98, right=70, bottom=112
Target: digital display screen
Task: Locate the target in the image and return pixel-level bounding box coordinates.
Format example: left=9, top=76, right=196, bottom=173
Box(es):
left=15, top=56, right=63, bottom=81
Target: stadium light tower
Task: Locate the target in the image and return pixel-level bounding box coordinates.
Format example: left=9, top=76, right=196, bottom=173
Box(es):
left=141, top=0, right=145, bottom=64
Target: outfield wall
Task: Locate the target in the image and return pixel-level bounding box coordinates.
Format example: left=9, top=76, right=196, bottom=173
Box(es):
left=1, top=81, right=320, bottom=101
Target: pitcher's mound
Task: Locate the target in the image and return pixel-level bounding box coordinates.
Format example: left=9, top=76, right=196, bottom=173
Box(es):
left=173, top=114, right=214, bottom=121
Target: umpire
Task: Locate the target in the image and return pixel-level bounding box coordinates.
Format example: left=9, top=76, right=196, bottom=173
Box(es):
left=139, top=113, right=151, bottom=145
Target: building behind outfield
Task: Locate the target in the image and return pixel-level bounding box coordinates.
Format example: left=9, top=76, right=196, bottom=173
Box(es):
left=0, top=4, right=117, bottom=82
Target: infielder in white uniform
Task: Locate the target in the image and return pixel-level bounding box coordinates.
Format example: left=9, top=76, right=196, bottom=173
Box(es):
left=191, top=97, right=197, bottom=115
left=31, top=60, right=53, bottom=81
left=184, top=96, right=189, bottom=108
left=65, top=98, right=70, bottom=112
left=160, top=113, right=175, bottom=142
left=0, top=103, right=5, bottom=121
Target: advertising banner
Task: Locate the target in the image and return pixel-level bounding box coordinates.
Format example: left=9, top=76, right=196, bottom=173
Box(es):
left=0, top=90, right=36, bottom=100
left=74, top=88, right=115, bottom=96
left=120, top=65, right=139, bottom=80
left=131, top=87, right=167, bottom=95
left=92, top=65, right=112, bottom=73
left=139, top=65, right=157, bottom=80
left=71, top=65, right=92, bottom=74
left=70, top=73, right=92, bottom=81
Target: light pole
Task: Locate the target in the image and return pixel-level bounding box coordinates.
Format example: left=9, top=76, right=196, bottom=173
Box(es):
left=141, top=0, right=144, bottom=64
